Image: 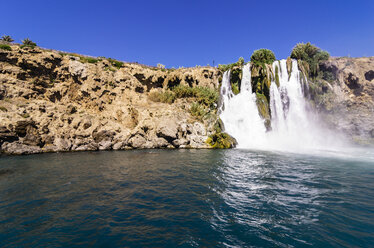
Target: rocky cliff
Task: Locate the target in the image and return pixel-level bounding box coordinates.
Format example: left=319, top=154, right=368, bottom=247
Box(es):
left=311, top=57, right=374, bottom=144
left=0, top=44, right=373, bottom=155
left=0, top=44, right=222, bottom=154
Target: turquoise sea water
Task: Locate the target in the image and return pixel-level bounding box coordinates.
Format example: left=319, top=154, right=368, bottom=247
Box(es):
left=0, top=149, right=373, bottom=247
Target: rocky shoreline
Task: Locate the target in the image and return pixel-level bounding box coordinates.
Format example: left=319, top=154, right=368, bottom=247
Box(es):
left=1, top=44, right=373, bottom=155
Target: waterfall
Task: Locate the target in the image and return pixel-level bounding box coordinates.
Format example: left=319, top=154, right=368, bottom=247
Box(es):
left=219, top=59, right=344, bottom=152
left=219, top=63, right=266, bottom=149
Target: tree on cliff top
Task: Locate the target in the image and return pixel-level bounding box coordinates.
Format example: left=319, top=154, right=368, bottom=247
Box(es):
left=291, top=42, right=329, bottom=77
left=250, top=49, right=276, bottom=65
left=21, top=38, right=37, bottom=48
left=1, top=35, right=14, bottom=43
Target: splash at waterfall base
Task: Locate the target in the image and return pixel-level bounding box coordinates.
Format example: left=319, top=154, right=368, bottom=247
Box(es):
left=219, top=59, right=349, bottom=153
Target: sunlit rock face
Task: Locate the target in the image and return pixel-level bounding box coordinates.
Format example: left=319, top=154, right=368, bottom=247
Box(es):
left=0, top=44, right=221, bottom=154
left=317, top=57, right=374, bottom=144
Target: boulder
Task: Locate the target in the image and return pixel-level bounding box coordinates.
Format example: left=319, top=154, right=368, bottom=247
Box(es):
left=113, top=141, right=124, bottom=150
left=172, top=138, right=189, bottom=147
left=54, top=138, right=72, bottom=151
left=156, top=120, right=178, bottom=142
left=92, top=130, right=115, bottom=143
left=128, top=134, right=146, bottom=148
left=74, top=142, right=98, bottom=151
left=1, top=141, right=42, bottom=155
left=152, top=137, right=169, bottom=148
left=98, top=140, right=112, bottom=150
left=68, top=60, right=87, bottom=79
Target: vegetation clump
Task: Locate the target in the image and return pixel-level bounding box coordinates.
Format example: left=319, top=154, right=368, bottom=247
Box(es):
left=0, top=44, right=12, bottom=51
left=256, top=93, right=271, bottom=130
left=20, top=38, right=37, bottom=49
left=148, top=85, right=219, bottom=119
left=206, top=132, right=235, bottom=148
left=148, top=90, right=176, bottom=104
left=206, top=119, right=236, bottom=148
left=157, top=63, right=165, bottom=69
left=218, top=57, right=246, bottom=72
left=274, top=64, right=280, bottom=87
left=230, top=68, right=242, bottom=95
left=80, top=57, right=99, bottom=64
left=290, top=42, right=329, bottom=78
left=190, top=102, right=206, bottom=118
left=248, top=49, right=274, bottom=129
left=172, top=85, right=218, bottom=108
left=1, top=35, right=14, bottom=42
left=59, top=52, right=103, bottom=64
left=217, top=57, right=245, bottom=94
left=250, top=49, right=276, bottom=65
left=107, top=58, right=124, bottom=69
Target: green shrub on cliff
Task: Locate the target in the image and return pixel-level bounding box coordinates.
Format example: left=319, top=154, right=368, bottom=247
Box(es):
left=274, top=64, right=280, bottom=87
left=193, top=86, right=218, bottom=108
left=206, top=132, right=236, bottom=148
left=148, top=85, right=218, bottom=120
left=238, top=57, right=245, bottom=67
left=230, top=68, right=242, bottom=95
left=80, top=57, right=99, bottom=64
left=157, top=63, right=165, bottom=69
left=218, top=57, right=246, bottom=72
left=148, top=91, right=176, bottom=104
left=172, top=85, right=218, bottom=108
left=107, top=58, right=124, bottom=69
left=20, top=38, right=37, bottom=48
left=290, top=42, right=329, bottom=77
left=256, top=93, right=271, bottom=130
left=206, top=118, right=237, bottom=148
left=173, top=85, right=194, bottom=98
left=250, top=49, right=276, bottom=65
left=0, top=44, right=12, bottom=51
left=190, top=102, right=206, bottom=118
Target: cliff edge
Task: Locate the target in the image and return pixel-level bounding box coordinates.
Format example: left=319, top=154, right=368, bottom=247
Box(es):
left=0, top=44, right=222, bottom=154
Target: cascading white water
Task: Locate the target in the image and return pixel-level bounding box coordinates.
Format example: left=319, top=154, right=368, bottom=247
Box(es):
left=219, top=64, right=267, bottom=148
left=219, top=59, right=345, bottom=152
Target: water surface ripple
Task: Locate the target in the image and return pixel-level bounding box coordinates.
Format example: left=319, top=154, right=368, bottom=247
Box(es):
left=0, top=149, right=373, bottom=247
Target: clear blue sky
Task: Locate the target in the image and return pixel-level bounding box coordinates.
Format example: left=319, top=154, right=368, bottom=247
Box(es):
left=2, top=0, right=374, bottom=68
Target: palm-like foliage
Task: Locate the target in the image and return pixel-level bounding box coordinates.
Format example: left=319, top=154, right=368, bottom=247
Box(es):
left=1, top=35, right=14, bottom=42
left=290, top=42, right=329, bottom=77
left=22, top=38, right=36, bottom=46
left=250, top=49, right=276, bottom=65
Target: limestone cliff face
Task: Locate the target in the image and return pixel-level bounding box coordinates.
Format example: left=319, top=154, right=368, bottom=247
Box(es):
left=0, top=45, right=220, bottom=154
left=1, top=44, right=373, bottom=155
left=314, top=57, right=374, bottom=144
